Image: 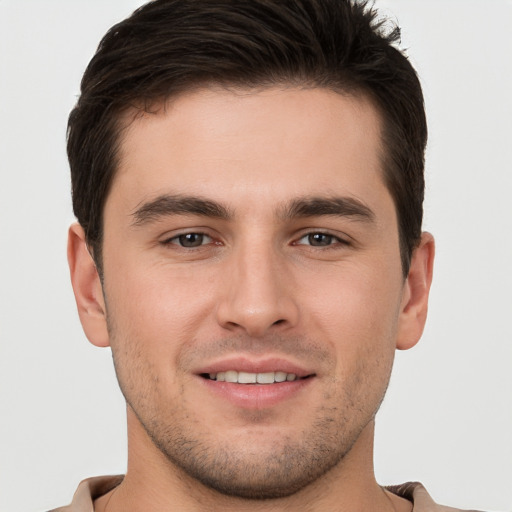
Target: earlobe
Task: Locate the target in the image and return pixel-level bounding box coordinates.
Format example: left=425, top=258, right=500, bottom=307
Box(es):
left=396, top=232, right=435, bottom=350
left=67, top=223, right=110, bottom=347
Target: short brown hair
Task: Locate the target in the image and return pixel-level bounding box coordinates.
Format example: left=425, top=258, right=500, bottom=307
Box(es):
left=67, top=0, right=427, bottom=276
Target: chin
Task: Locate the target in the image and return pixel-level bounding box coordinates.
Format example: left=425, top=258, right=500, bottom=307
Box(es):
left=142, top=410, right=361, bottom=501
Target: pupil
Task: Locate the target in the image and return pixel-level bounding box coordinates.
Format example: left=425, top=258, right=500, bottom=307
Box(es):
left=179, top=233, right=203, bottom=247
left=309, top=233, right=332, bottom=246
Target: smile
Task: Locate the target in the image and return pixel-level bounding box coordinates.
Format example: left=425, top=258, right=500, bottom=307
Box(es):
left=205, top=371, right=302, bottom=384
left=198, top=361, right=316, bottom=408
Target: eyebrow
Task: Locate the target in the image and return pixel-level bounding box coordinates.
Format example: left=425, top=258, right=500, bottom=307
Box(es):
left=279, top=196, right=375, bottom=223
left=131, top=194, right=232, bottom=226
left=130, top=193, right=375, bottom=226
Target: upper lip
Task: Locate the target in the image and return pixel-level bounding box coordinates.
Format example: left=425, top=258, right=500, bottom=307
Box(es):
left=195, top=356, right=315, bottom=378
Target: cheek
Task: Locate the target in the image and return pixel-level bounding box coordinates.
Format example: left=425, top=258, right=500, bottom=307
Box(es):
left=103, top=261, right=223, bottom=398
left=304, top=264, right=403, bottom=358
left=106, top=260, right=216, bottom=335
left=312, top=270, right=400, bottom=412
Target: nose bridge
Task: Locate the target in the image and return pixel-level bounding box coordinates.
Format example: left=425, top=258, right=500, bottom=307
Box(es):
left=216, top=233, right=298, bottom=337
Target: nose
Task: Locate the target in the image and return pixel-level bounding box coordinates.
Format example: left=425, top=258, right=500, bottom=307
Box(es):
left=215, top=242, right=300, bottom=338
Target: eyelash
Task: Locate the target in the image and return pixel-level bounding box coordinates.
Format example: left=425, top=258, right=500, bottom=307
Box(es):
left=162, top=232, right=214, bottom=248
left=294, top=232, right=349, bottom=248
left=161, top=231, right=350, bottom=250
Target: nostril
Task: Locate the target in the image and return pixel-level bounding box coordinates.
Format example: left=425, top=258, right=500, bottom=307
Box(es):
left=272, top=319, right=286, bottom=326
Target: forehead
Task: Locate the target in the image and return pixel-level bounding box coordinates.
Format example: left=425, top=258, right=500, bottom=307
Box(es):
left=112, top=87, right=389, bottom=217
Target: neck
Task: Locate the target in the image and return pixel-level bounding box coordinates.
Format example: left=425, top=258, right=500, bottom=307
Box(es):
left=95, top=411, right=411, bottom=512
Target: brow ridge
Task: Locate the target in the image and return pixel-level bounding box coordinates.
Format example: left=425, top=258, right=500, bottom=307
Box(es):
left=131, top=194, right=231, bottom=226
left=130, top=193, right=375, bottom=227
left=279, top=196, right=375, bottom=222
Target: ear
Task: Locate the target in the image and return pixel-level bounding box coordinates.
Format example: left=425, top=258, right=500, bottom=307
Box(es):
left=67, top=223, right=110, bottom=347
left=396, top=232, right=435, bottom=350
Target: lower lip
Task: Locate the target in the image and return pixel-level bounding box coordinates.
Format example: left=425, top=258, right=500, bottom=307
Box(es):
left=199, top=377, right=313, bottom=409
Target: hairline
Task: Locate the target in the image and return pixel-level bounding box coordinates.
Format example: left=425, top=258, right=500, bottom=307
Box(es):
left=90, top=81, right=411, bottom=278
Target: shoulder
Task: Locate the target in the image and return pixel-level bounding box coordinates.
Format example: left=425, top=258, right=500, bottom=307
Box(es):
left=386, top=482, right=485, bottom=512
left=47, top=475, right=124, bottom=512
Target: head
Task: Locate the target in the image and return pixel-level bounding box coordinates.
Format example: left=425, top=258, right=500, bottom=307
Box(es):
left=68, top=0, right=426, bottom=278
left=67, top=0, right=434, bottom=504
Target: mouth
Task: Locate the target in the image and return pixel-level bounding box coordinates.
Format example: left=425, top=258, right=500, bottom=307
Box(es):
left=196, top=359, right=316, bottom=409
left=201, top=370, right=312, bottom=384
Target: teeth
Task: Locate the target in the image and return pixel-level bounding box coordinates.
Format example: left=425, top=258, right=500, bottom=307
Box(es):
left=225, top=370, right=238, bottom=383
left=238, top=371, right=257, bottom=384
left=275, top=371, right=287, bottom=382
left=207, top=371, right=299, bottom=384
left=256, top=372, right=274, bottom=384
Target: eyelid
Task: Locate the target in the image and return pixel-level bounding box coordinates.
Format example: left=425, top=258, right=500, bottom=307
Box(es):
left=158, top=227, right=351, bottom=248
left=293, top=230, right=351, bottom=246
left=160, top=230, right=215, bottom=247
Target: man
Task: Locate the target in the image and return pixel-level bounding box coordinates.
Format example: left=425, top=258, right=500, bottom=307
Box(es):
left=53, top=0, right=478, bottom=510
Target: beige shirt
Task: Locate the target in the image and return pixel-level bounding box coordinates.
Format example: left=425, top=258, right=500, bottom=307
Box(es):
left=48, top=476, right=483, bottom=512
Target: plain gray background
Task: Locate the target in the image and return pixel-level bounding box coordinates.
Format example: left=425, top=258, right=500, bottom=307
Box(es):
left=0, top=1, right=511, bottom=511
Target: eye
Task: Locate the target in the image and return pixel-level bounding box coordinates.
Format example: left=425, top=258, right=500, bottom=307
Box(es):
left=296, top=232, right=345, bottom=247
left=167, top=232, right=212, bottom=248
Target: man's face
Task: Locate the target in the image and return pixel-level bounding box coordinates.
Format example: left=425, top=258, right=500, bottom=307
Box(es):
left=99, top=87, right=410, bottom=498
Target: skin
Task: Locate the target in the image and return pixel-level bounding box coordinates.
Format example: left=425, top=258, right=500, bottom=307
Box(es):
left=68, top=87, right=434, bottom=511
